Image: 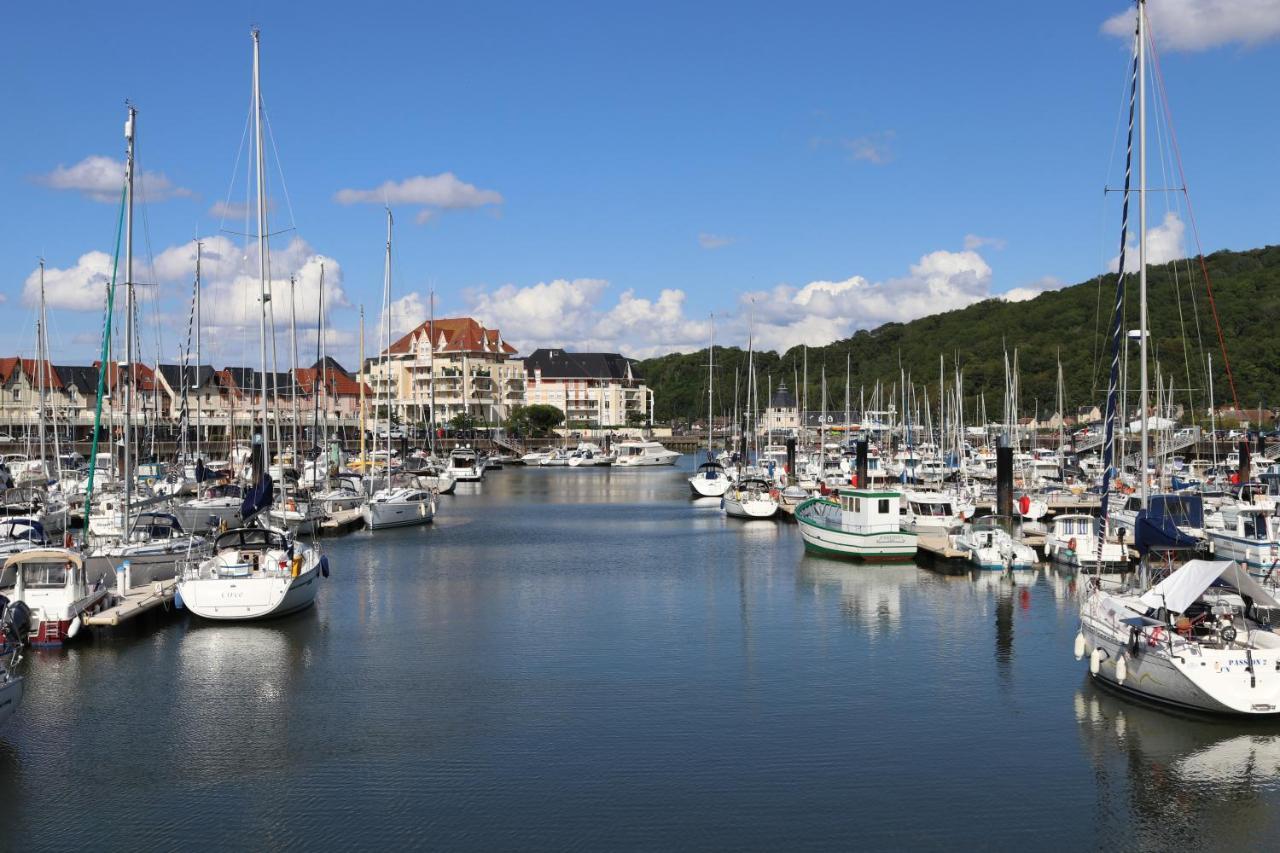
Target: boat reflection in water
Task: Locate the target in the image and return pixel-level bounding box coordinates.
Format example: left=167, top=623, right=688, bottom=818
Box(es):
left=797, top=559, right=920, bottom=637
left=1075, top=683, right=1280, bottom=847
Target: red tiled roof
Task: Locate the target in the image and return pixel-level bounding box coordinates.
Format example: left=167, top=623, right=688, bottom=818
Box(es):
left=385, top=317, right=517, bottom=357
left=0, top=357, right=65, bottom=390
left=90, top=361, right=155, bottom=392
left=295, top=366, right=368, bottom=398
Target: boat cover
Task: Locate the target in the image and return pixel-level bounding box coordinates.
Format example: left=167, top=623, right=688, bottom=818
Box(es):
left=1139, top=559, right=1280, bottom=614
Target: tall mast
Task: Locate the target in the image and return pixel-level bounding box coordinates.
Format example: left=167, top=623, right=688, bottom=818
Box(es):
left=383, top=208, right=393, bottom=476
left=252, top=28, right=271, bottom=479
left=707, top=315, right=714, bottom=459
left=315, top=263, right=327, bottom=450
left=429, top=289, right=436, bottom=454
left=195, top=241, right=202, bottom=464
left=37, top=260, right=47, bottom=467
left=1137, top=0, right=1149, bottom=508
left=123, top=104, right=136, bottom=531
left=289, top=274, right=300, bottom=460
left=358, top=306, right=366, bottom=466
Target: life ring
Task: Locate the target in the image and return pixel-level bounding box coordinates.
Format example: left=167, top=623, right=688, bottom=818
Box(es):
left=1068, top=537, right=1078, bottom=553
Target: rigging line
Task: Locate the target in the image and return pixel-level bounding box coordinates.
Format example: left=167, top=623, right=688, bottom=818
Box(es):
left=215, top=86, right=254, bottom=233
left=259, top=94, right=299, bottom=233
left=1145, top=12, right=1240, bottom=413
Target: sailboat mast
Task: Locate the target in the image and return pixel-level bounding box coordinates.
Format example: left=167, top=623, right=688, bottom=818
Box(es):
left=252, top=29, right=271, bottom=477
left=123, top=104, right=136, bottom=529
left=37, top=261, right=47, bottom=467
left=359, top=306, right=366, bottom=465
left=195, top=241, right=202, bottom=464
left=429, top=289, right=436, bottom=454
left=383, top=208, right=393, bottom=474
left=289, top=274, right=300, bottom=459
left=707, top=315, right=714, bottom=459
left=1137, top=0, right=1149, bottom=508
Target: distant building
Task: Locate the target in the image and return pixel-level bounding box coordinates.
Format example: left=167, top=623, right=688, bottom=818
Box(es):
left=522, top=348, right=648, bottom=427
left=763, top=380, right=799, bottom=435
left=362, top=317, right=524, bottom=426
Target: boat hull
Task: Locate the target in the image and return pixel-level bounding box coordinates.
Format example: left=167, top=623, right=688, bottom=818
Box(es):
left=0, top=675, right=23, bottom=727
left=722, top=495, right=778, bottom=519
left=361, top=499, right=434, bottom=529
left=689, top=475, right=730, bottom=497
left=795, top=500, right=917, bottom=561
left=179, top=564, right=321, bottom=621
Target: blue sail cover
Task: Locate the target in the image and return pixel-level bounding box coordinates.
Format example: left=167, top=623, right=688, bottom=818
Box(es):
left=240, top=473, right=274, bottom=520
left=1134, top=494, right=1203, bottom=554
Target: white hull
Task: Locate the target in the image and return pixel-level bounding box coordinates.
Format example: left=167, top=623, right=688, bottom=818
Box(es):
left=179, top=561, right=321, bottom=621
left=795, top=499, right=917, bottom=561
left=722, top=495, right=778, bottom=519
left=0, top=674, right=23, bottom=727
left=689, top=474, right=730, bottom=497
left=361, top=498, right=434, bottom=529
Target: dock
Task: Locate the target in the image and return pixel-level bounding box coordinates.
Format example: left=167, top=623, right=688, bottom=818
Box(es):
left=84, top=578, right=179, bottom=627
left=917, top=532, right=966, bottom=561
left=321, top=508, right=365, bottom=535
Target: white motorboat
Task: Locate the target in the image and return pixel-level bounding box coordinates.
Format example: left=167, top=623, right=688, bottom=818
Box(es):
left=795, top=488, right=917, bottom=561
left=362, top=485, right=435, bottom=529
left=177, top=525, right=326, bottom=621
left=613, top=440, right=680, bottom=467
left=519, top=450, right=551, bottom=466
left=174, top=482, right=244, bottom=533
left=951, top=518, right=1037, bottom=571
left=1208, top=505, right=1280, bottom=575
left=0, top=548, right=109, bottom=645
left=689, top=460, right=732, bottom=497
left=722, top=476, right=779, bottom=519
left=311, top=475, right=368, bottom=515
left=0, top=517, right=49, bottom=559
left=1078, top=559, right=1280, bottom=716
left=1044, top=513, right=1128, bottom=572
left=449, top=448, right=485, bottom=481
left=567, top=443, right=612, bottom=467
left=539, top=448, right=570, bottom=467
left=901, top=490, right=970, bottom=534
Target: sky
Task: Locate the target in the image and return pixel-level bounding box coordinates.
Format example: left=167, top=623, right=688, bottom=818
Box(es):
left=3, top=0, right=1280, bottom=370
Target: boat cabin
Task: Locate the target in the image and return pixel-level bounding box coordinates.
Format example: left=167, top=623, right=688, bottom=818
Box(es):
left=125, top=512, right=187, bottom=543
left=836, top=489, right=902, bottom=534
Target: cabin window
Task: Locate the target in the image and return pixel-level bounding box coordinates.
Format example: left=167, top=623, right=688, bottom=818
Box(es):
left=855, top=498, right=861, bottom=513
left=878, top=499, right=890, bottom=514
left=1245, top=515, right=1260, bottom=539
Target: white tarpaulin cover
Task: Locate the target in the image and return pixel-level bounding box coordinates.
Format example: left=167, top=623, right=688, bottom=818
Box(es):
left=1140, top=560, right=1280, bottom=614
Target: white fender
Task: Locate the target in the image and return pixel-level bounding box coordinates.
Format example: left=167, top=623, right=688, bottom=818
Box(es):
left=1115, top=654, right=1128, bottom=684
left=66, top=615, right=82, bottom=639
left=1090, top=647, right=1104, bottom=676
left=1074, top=632, right=1086, bottom=661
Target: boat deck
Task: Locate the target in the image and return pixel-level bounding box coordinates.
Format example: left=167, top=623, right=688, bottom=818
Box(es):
left=321, top=508, right=366, bottom=535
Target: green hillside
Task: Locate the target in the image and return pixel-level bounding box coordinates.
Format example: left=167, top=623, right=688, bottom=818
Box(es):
left=638, top=246, right=1280, bottom=424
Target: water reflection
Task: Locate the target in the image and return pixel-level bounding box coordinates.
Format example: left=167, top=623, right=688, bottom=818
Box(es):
left=1076, top=683, right=1280, bottom=846
left=797, top=559, right=919, bottom=637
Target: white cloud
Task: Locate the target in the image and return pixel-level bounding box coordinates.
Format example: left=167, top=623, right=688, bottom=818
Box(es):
left=334, top=172, right=503, bottom=223
left=209, top=198, right=275, bottom=220
left=34, top=155, right=192, bottom=203
left=1103, top=0, right=1280, bottom=51
left=1002, top=276, right=1063, bottom=303
left=964, top=234, right=1006, bottom=251
left=24, top=252, right=114, bottom=310
left=698, top=232, right=735, bottom=250
left=843, top=131, right=895, bottom=165
left=381, top=293, right=430, bottom=338
left=469, top=278, right=610, bottom=349
left=1109, top=211, right=1186, bottom=273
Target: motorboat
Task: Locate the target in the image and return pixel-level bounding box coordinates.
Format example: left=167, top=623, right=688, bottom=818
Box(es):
left=519, top=449, right=551, bottom=466
left=449, top=448, right=485, bottom=481
left=1044, top=514, right=1128, bottom=572
left=951, top=517, right=1037, bottom=571
left=688, top=460, right=732, bottom=498
left=0, top=548, right=109, bottom=645
left=613, top=440, right=680, bottom=467
left=722, top=476, right=779, bottom=519
left=311, top=474, right=368, bottom=515
left=0, top=517, right=49, bottom=558
left=174, top=482, right=244, bottom=533
left=567, top=443, right=612, bottom=467
left=539, top=448, right=570, bottom=467
left=1109, top=493, right=1207, bottom=546
left=362, top=479, right=436, bottom=530
left=795, top=488, right=917, bottom=561
left=1208, top=505, right=1280, bottom=575
left=1078, top=559, right=1280, bottom=716
left=177, top=525, right=327, bottom=621
left=901, top=490, right=970, bottom=534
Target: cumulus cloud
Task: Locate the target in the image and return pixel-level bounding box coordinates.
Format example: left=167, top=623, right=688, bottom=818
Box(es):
left=1002, top=276, right=1063, bottom=303
left=24, top=252, right=114, bottom=310
left=964, top=234, right=1006, bottom=251
left=33, top=155, right=192, bottom=203
left=334, top=172, right=503, bottom=223
left=1103, top=0, right=1280, bottom=51
left=1109, top=211, right=1185, bottom=273
left=843, top=131, right=895, bottom=165
left=698, top=232, right=735, bottom=250
left=380, top=293, right=430, bottom=338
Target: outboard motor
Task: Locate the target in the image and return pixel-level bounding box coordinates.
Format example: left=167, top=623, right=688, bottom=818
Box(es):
left=2, top=597, right=33, bottom=647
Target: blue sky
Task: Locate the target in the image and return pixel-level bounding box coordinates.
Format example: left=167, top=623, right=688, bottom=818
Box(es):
left=3, top=0, right=1280, bottom=367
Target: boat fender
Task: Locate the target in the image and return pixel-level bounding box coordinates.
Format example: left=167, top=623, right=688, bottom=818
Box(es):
left=1073, top=632, right=1086, bottom=661
left=1090, top=647, right=1104, bottom=676
left=1115, top=654, right=1128, bottom=684
left=67, top=615, right=82, bottom=640
left=291, top=556, right=302, bottom=578
left=320, top=555, right=330, bottom=578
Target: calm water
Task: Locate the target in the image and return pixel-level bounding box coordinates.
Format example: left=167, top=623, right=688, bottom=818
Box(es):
left=6, top=458, right=1280, bottom=851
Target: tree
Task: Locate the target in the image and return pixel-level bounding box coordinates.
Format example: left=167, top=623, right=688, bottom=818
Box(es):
left=625, top=411, right=647, bottom=427
left=450, top=412, right=478, bottom=432
left=506, top=404, right=564, bottom=437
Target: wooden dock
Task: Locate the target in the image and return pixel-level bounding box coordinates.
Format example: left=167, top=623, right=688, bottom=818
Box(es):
left=84, top=578, right=179, bottom=627
left=917, top=532, right=966, bottom=561
left=321, top=507, right=365, bottom=535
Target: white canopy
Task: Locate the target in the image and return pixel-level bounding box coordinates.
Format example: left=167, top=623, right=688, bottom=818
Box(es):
left=1140, top=560, right=1280, bottom=614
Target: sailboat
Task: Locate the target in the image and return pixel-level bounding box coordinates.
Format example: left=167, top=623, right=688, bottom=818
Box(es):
left=362, top=209, right=435, bottom=530
left=723, top=314, right=778, bottom=519
left=177, top=29, right=328, bottom=621
left=1076, top=1, right=1280, bottom=716
left=689, top=316, right=732, bottom=498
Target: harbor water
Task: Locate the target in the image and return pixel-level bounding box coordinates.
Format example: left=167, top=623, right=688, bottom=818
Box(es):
left=5, top=457, right=1280, bottom=850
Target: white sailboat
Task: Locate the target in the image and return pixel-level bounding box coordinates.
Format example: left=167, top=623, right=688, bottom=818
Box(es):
left=689, top=316, right=732, bottom=497
left=177, top=29, right=327, bottom=622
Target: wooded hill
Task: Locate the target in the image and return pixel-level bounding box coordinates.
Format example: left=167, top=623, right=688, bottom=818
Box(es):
left=637, top=246, right=1280, bottom=424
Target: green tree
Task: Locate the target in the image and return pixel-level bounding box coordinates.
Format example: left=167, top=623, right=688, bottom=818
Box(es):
left=506, top=404, right=564, bottom=437
left=450, top=412, right=478, bottom=432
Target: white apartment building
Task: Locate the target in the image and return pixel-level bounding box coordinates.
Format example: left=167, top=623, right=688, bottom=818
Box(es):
left=522, top=349, right=649, bottom=428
